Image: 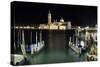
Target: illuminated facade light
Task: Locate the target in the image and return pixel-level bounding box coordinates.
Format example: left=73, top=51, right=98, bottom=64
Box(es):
left=58, top=22, right=62, bottom=25
left=59, top=26, right=66, bottom=30
left=15, top=26, right=19, bottom=29
left=78, top=26, right=81, bottom=29
left=49, top=24, right=58, bottom=29
left=85, top=26, right=89, bottom=30
left=26, top=26, right=30, bottom=29
left=31, top=27, right=34, bottom=29
left=19, top=26, right=23, bottom=29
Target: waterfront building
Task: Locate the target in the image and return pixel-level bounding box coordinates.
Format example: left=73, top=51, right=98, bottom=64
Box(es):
left=39, top=10, right=72, bottom=30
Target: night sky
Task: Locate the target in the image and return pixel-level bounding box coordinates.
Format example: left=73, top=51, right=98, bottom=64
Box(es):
left=11, top=1, right=97, bottom=26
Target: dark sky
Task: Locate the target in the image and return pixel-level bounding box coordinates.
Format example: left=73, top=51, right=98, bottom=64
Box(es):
left=11, top=1, right=97, bottom=26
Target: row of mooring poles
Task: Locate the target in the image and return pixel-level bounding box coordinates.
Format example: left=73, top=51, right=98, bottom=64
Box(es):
left=30, top=31, right=38, bottom=54
left=14, top=30, right=21, bottom=52
left=30, top=30, right=42, bottom=54
left=35, top=31, right=42, bottom=53
left=68, top=30, right=78, bottom=47
left=14, top=29, right=20, bottom=53
left=15, top=29, right=43, bottom=55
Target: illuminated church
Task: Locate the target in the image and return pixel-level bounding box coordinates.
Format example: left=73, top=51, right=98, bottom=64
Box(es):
left=39, top=10, right=71, bottom=30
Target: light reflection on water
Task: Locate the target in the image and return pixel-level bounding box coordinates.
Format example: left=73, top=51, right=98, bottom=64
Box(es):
left=29, top=30, right=87, bottom=64
left=14, top=30, right=87, bottom=64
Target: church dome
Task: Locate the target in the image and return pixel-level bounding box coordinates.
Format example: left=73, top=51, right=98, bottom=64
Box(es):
left=60, top=17, right=64, bottom=22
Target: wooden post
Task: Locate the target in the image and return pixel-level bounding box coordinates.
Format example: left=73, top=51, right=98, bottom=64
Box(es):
left=19, top=30, right=21, bottom=45
left=75, top=29, right=78, bottom=46
left=17, top=30, right=20, bottom=48
left=30, top=31, right=32, bottom=44
left=30, top=31, right=34, bottom=54
left=40, top=31, right=42, bottom=42
left=73, top=35, right=74, bottom=46
left=76, top=37, right=78, bottom=46
left=36, top=31, right=38, bottom=51
left=69, top=36, right=71, bottom=45
left=20, top=30, right=27, bottom=58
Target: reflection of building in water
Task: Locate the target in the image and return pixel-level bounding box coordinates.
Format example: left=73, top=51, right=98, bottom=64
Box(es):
left=39, top=10, right=71, bottom=30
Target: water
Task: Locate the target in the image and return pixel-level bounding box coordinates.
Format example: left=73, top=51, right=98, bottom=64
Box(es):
left=13, top=29, right=87, bottom=65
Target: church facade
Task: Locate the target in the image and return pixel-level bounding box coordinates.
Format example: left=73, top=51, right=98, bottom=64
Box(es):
left=39, top=11, right=72, bottom=30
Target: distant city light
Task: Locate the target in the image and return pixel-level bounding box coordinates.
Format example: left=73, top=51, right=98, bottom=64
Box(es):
left=85, top=26, right=89, bottom=29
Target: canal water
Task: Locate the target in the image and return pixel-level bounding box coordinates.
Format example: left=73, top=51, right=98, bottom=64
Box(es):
left=13, top=29, right=87, bottom=65
left=30, top=30, right=87, bottom=64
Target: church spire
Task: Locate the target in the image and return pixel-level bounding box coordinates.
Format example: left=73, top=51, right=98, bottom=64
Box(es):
left=48, top=10, right=51, bottom=24
left=48, top=10, right=51, bottom=16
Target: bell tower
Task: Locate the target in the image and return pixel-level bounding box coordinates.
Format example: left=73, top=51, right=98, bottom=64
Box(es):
left=48, top=10, right=52, bottom=24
